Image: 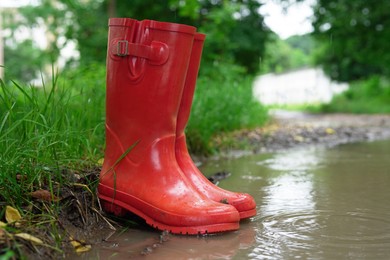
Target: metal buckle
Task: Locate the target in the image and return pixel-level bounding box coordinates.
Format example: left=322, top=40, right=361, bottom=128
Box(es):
left=116, top=40, right=129, bottom=57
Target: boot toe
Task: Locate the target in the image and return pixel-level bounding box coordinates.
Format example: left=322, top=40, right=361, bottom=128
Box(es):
left=229, top=193, right=257, bottom=219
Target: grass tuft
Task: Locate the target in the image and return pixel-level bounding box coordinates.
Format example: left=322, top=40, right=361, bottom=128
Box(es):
left=0, top=70, right=106, bottom=206
left=320, top=76, right=390, bottom=114
left=187, top=63, right=268, bottom=154
left=0, top=66, right=107, bottom=257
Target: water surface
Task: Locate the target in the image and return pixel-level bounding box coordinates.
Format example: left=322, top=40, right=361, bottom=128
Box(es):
left=83, top=140, right=390, bottom=259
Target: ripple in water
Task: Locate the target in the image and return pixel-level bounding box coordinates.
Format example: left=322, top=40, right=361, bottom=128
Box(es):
left=250, top=209, right=390, bottom=259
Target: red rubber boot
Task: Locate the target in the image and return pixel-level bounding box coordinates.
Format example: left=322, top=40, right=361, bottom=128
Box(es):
left=175, top=33, right=257, bottom=219
left=98, top=18, right=240, bottom=235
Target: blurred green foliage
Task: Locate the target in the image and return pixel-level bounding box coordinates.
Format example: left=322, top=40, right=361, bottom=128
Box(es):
left=3, top=0, right=389, bottom=83
left=3, top=40, right=49, bottom=82
left=312, top=0, right=390, bottom=82
left=321, top=76, right=390, bottom=113
left=260, top=33, right=314, bottom=74
left=3, top=0, right=269, bottom=80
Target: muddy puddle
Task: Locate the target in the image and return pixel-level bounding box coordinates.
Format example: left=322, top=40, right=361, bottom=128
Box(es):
left=79, top=139, right=390, bottom=259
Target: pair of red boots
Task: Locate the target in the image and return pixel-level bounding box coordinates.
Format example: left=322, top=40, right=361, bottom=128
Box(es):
left=98, top=18, right=256, bottom=235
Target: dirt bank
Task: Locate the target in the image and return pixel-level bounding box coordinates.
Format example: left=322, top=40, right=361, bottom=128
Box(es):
left=213, top=111, right=390, bottom=156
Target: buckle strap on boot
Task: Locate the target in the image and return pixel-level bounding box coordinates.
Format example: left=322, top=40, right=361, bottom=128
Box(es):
left=114, top=40, right=169, bottom=65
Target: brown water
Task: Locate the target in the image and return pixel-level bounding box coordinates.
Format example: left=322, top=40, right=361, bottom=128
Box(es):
left=82, top=140, right=390, bottom=259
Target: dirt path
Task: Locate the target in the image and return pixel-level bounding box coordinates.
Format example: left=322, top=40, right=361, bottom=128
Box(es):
left=213, top=110, right=390, bottom=155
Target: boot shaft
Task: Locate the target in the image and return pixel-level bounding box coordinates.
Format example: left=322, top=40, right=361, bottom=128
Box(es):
left=176, top=33, right=206, bottom=136
left=105, top=18, right=196, bottom=163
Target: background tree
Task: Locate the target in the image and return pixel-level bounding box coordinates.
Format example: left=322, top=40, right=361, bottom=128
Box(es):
left=3, top=39, right=49, bottom=82
left=312, top=0, right=390, bottom=82
left=4, top=0, right=269, bottom=81
left=285, top=34, right=314, bottom=57
left=3, top=0, right=72, bottom=81
left=260, top=33, right=314, bottom=74
left=79, top=0, right=269, bottom=74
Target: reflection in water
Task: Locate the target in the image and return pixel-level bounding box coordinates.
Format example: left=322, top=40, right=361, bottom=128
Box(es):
left=251, top=149, right=319, bottom=259
left=248, top=142, right=390, bottom=260
left=258, top=148, right=322, bottom=172
left=259, top=149, right=320, bottom=213
left=81, top=140, right=390, bottom=260
left=82, top=223, right=256, bottom=259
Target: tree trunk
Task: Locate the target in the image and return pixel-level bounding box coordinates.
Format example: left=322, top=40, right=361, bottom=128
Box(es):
left=108, top=0, right=116, bottom=18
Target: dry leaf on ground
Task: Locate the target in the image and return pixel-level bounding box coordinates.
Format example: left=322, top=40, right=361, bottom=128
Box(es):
left=30, top=189, right=60, bottom=202
left=97, top=158, right=104, bottom=165
left=70, top=237, right=92, bottom=254
left=15, top=233, right=44, bottom=245
left=5, top=206, right=22, bottom=223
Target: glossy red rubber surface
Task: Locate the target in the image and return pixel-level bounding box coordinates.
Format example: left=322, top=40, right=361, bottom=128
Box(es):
left=175, top=33, right=257, bottom=219
left=98, top=18, right=240, bottom=234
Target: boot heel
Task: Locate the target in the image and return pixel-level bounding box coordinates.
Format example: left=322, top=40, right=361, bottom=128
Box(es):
left=101, top=200, right=127, bottom=217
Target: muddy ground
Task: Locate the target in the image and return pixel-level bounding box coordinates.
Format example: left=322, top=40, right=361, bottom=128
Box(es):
left=212, top=111, right=390, bottom=157
left=4, top=111, right=390, bottom=259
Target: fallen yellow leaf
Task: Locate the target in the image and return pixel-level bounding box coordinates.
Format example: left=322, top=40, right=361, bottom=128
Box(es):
left=97, top=158, right=104, bottom=165
left=0, top=221, right=6, bottom=227
left=293, top=135, right=304, bottom=142
left=325, top=128, right=336, bottom=135
left=76, top=244, right=92, bottom=253
left=15, top=233, right=43, bottom=245
left=70, top=238, right=92, bottom=254
left=5, top=206, right=22, bottom=223
left=70, top=239, right=80, bottom=248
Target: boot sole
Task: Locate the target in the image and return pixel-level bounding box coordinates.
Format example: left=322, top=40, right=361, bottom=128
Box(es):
left=239, top=209, right=257, bottom=220
left=98, top=192, right=239, bottom=235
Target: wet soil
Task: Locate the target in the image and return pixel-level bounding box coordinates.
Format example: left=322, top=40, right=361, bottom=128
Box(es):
left=212, top=111, right=390, bottom=157
left=0, top=168, right=116, bottom=259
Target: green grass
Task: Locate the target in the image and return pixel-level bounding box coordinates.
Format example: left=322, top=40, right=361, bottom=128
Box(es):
left=0, top=65, right=106, bottom=257
left=266, top=76, right=390, bottom=115
left=265, top=103, right=323, bottom=113
left=187, top=63, right=268, bottom=154
left=0, top=66, right=106, bottom=207
left=320, top=76, right=390, bottom=114
left=0, top=62, right=268, bottom=256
